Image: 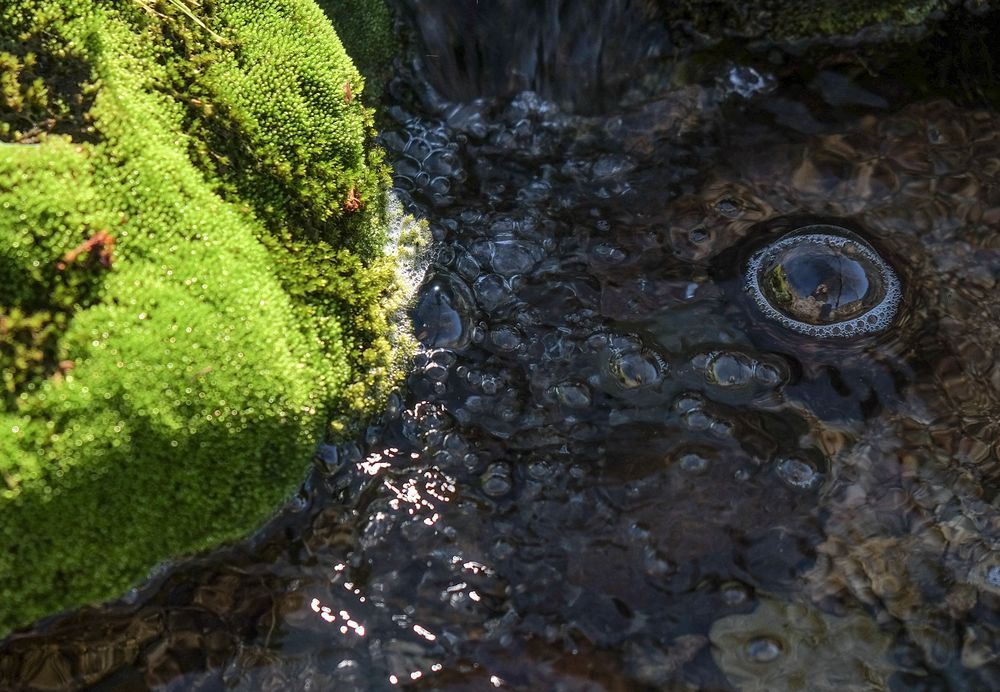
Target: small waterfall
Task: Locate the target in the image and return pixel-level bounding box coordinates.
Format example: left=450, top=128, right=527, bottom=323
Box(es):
left=392, top=0, right=674, bottom=111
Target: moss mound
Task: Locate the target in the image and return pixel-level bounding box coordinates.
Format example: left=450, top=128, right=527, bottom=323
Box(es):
left=0, top=0, right=402, bottom=635
left=316, top=0, right=396, bottom=99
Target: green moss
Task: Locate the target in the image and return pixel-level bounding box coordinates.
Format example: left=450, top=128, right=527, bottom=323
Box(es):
left=316, top=0, right=396, bottom=100
left=0, top=3, right=97, bottom=144
left=0, top=0, right=406, bottom=635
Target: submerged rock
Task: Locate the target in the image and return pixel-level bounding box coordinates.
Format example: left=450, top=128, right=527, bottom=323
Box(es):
left=709, top=596, right=895, bottom=691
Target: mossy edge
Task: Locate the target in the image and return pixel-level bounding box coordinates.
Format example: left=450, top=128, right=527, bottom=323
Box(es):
left=0, top=0, right=405, bottom=636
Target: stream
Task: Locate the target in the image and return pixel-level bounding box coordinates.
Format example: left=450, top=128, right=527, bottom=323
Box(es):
left=3, top=2, right=1000, bottom=690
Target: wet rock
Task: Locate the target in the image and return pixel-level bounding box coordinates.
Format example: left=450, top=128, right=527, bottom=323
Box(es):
left=709, top=596, right=895, bottom=691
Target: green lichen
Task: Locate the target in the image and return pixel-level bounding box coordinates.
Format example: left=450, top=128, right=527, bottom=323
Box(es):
left=0, top=0, right=406, bottom=635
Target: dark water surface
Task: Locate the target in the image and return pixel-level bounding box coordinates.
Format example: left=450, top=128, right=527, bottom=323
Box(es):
left=4, top=4, right=1000, bottom=691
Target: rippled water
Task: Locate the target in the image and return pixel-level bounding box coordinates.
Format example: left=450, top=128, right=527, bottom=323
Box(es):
left=4, top=4, right=1000, bottom=691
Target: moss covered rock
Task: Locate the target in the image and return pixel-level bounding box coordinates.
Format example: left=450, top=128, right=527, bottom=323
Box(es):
left=317, top=0, right=396, bottom=99
left=0, top=0, right=405, bottom=635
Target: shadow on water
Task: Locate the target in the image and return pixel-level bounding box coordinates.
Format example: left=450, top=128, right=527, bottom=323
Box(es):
left=4, top=3, right=1000, bottom=691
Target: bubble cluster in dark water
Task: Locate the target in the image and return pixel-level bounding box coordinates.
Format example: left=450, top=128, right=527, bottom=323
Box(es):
left=380, top=119, right=466, bottom=208
left=745, top=226, right=901, bottom=338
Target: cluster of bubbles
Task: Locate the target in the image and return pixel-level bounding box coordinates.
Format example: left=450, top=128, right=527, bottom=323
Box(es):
left=380, top=120, right=466, bottom=208
left=391, top=80, right=844, bottom=653
left=397, top=88, right=684, bottom=458
left=377, top=96, right=842, bottom=691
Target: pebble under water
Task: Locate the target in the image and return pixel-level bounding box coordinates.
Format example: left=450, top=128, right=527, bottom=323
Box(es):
left=4, top=6, right=1000, bottom=692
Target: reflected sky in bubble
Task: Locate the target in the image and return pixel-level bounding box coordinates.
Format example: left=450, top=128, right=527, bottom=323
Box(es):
left=745, top=227, right=902, bottom=338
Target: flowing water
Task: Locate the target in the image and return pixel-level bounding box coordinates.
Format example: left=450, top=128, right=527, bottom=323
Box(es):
left=4, top=3, right=1000, bottom=691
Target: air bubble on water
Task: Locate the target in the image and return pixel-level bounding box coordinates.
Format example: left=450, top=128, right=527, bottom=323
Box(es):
left=683, top=410, right=713, bottom=431
left=986, top=565, right=1000, bottom=588
left=497, top=393, right=523, bottom=422
left=587, top=332, right=610, bottom=351
left=643, top=546, right=674, bottom=578
left=710, top=419, right=734, bottom=437
left=481, top=463, right=513, bottom=497
left=431, top=349, right=457, bottom=366
left=454, top=249, right=482, bottom=280
left=489, top=325, right=524, bottom=352
left=592, top=154, right=636, bottom=180
left=706, top=352, right=755, bottom=388
left=423, top=151, right=455, bottom=177
left=432, top=244, right=456, bottom=267
left=490, top=239, right=541, bottom=275
left=753, top=361, right=784, bottom=386
left=406, top=137, right=432, bottom=161
left=474, top=274, right=515, bottom=310
left=517, top=179, right=553, bottom=204
left=716, top=198, right=742, bottom=218
left=721, top=582, right=751, bottom=606
left=472, top=238, right=543, bottom=276
left=689, top=353, right=710, bottom=370
left=775, top=457, right=821, bottom=490
left=428, top=176, right=451, bottom=195
left=489, top=216, right=523, bottom=236
left=688, top=228, right=710, bottom=244
left=412, top=272, right=474, bottom=349
left=673, top=394, right=704, bottom=414
left=423, top=362, right=449, bottom=382
left=480, top=374, right=502, bottom=395
left=393, top=156, right=421, bottom=181
left=592, top=243, right=626, bottom=263
left=443, top=100, right=488, bottom=138
left=745, top=226, right=901, bottom=338
left=608, top=348, right=664, bottom=389
left=527, top=460, right=554, bottom=481
left=678, top=453, right=709, bottom=474
left=745, top=635, right=783, bottom=663
left=550, top=382, right=592, bottom=408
